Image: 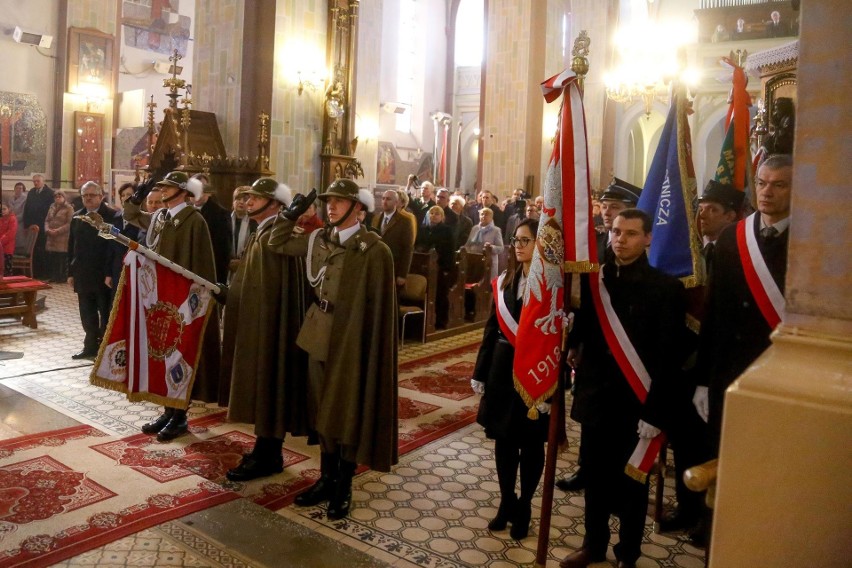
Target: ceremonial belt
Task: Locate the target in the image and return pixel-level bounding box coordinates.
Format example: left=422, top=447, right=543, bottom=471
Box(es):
left=493, top=273, right=517, bottom=347
left=736, top=212, right=784, bottom=329
left=588, top=269, right=665, bottom=484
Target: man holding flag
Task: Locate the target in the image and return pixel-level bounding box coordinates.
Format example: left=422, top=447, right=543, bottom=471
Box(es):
left=100, top=171, right=221, bottom=442
left=561, top=209, right=687, bottom=568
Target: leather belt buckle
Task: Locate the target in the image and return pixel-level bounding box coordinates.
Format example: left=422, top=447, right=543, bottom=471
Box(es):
left=318, top=298, right=332, bottom=313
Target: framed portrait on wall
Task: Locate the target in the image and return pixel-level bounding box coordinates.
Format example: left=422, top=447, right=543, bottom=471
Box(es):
left=74, top=112, right=104, bottom=189
left=68, top=27, right=115, bottom=96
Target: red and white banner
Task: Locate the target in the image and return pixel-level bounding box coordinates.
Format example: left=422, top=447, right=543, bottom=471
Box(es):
left=91, top=251, right=214, bottom=408
left=589, top=270, right=666, bottom=484
left=736, top=212, right=784, bottom=328
left=510, top=69, right=596, bottom=419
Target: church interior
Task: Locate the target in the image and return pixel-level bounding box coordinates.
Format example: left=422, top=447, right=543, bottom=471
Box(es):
left=0, top=0, right=849, bottom=567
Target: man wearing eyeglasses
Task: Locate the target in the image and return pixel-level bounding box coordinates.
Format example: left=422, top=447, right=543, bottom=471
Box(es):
left=67, top=181, right=119, bottom=359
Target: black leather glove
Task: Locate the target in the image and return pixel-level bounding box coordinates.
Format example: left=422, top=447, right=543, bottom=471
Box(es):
left=282, top=189, right=318, bottom=220
left=129, top=177, right=155, bottom=205
left=212, top=283, right=229, bottom=305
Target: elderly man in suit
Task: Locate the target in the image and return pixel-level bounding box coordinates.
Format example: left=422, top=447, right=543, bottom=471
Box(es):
left=371, top=189, right=415, bottom=288
left=67, top=182, right=119, bottom=359
left=23, top=174, right=55, bottom=279
left=694, top=154, right=793, bottom=453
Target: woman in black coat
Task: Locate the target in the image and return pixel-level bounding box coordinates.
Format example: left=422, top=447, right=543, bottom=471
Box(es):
left=471, top=219, right=546, bottom=540
left=415, top=205, right=456, bottom=328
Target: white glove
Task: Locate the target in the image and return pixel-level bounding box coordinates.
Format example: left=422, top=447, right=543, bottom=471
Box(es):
left=470, top=379, right=485, bottom=394
left=535, top=401, right=551, bottom=414
left=693, top=386, right=709, bottom=423
left=637, top=420, right=661, bottom=439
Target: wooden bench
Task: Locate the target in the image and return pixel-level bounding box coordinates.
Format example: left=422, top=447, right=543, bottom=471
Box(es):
left=0, top=276, right=52, bottom=329
left=460, top=249, right=493, bottom=323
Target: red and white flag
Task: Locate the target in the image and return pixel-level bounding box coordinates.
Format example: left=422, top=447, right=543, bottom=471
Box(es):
left=91, top=251, right=215, bottom=408
left=511, top=69, right=597, bottom=419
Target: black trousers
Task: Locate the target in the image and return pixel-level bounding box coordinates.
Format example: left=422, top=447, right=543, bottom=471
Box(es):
left=665, top=389, right=711, bottom=519
left=32, top=234, right=48, bottom=279
left=582, top=419, right=649, bottom=564
left=494, top=437, right=545, bottom=504
left=77, top=288, right=111, bottom=351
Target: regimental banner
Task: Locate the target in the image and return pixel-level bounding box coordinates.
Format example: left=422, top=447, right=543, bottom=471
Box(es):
left=511, top=69, right=596, bottom=420
left=91, top=251, right=214, bottom=408
left=637, top=84, right=703, bottom=288
left=714, top=58, right=752, bottom=194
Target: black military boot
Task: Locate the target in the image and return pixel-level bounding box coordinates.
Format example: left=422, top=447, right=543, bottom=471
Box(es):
left=295, top=452, right=337, bottom=506
left=327, top=459, right=356, bottom=520
left=141, top=407, right=174, bottom=434
left=226, top=437, right=285, bottom=482
left=156, top=409, right=188, bottom=442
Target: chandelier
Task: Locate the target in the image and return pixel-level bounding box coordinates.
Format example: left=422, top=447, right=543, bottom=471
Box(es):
left=604, top=21, right=698, bottom=118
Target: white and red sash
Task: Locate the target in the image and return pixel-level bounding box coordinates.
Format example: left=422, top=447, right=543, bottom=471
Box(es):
left=736, top=212, right=785, bottom=329
left=493, top=273, right=517, bottom=346
left=588, top=269, right=666, bottom=483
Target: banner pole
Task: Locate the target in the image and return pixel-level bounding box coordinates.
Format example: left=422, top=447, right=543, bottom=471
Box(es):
left=533, top=30, right=591, bottom=568
left=74, top=213, right=221, bottom=294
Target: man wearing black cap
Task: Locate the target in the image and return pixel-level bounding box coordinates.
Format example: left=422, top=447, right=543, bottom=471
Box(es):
left=556, top=177, right=641, bottom=494
left=123, top=171, right=221, bottom=441
left=269, top=178, right=398, bottom=520
left=657, top=180, right=745, bottom=541
left=697, top=180, right=744, bottom=278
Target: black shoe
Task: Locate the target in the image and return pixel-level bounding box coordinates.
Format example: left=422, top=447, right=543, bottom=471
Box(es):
left=294, top=477, right=334, bottom=506
left=327, top=481, right=352, bottom=520
left=659, top=509, right=699, bottom=533
left=687, top=517, right=709, bottom=548
left=141, top=409, right=174, bottom=434
left=226, top=455, right=284, bottom=482
left=555, top=471, right=586, bottom=492
left=156, top=415, right=188, bottom=442
left=488, top=494, right=517, bottom=531
left=72, top=349, right=97, bottom=360
left=510, top=500, right=532, bottom=540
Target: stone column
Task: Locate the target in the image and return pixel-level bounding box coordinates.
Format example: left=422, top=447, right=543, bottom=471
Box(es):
left=710, top=3, right=852, bottom=566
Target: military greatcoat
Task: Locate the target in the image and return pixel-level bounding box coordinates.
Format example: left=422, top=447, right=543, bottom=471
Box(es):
left=220, top=218, right=310, bottom=438
left=269, top=217, right=398, bottom=472
left=124, top=200, right=221, bottom=405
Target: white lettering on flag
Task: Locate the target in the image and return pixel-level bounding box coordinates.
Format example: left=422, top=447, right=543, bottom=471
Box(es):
left=656, top=171, right=671, bottom=226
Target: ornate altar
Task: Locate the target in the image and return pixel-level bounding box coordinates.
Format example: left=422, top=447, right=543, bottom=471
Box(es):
left=746, top=40, right=798, bottom=155
left=320, top=1, right=364, bottom=190
left=143, top=50, right=273, bottom=205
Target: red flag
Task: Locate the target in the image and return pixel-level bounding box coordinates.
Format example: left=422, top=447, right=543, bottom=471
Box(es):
left=715, top=58, right=752, bottom=192
left=91, top=251, right=215, bottom=408
left=511, top=69, right=596, bottom=419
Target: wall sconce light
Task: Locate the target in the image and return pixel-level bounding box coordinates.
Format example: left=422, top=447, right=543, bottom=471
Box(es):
left=296, top=71, right=324, bottom=95
left=355, top=114, right=379, bottom=143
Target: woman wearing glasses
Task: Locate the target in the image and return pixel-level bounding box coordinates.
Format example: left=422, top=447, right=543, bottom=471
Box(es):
left=471, top=218, right=547, bottom=540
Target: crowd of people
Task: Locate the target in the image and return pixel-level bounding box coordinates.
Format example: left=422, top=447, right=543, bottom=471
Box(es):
left=0, top=152, right=792, bottom=567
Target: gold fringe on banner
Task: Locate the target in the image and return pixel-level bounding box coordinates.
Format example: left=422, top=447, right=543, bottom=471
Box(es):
left=564, top=260, right=599, bottom=273
left=513, top=372, right=559, bottom=423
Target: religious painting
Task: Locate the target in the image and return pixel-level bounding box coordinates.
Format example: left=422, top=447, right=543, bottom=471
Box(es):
left=0, top=91, right=46, bottom=175
left=122, top=0, right=192, bottom=57
left=376, top=142, right=397, bottom=185
left=68, top=28, right=115, bottom=96
left=74, top=112, right=104, bottom=189
left=114, top=126, right=159, bottom=170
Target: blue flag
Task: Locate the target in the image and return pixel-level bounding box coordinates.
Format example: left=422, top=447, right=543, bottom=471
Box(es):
left=637, top=87, right=703, bottom=287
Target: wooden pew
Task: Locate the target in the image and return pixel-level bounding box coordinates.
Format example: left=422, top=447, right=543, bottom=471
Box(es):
left=460, top=249, right=493, bottom=324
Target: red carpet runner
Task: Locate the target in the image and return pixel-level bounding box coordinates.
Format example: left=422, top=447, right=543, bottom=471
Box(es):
left=0, top=341, right=481, bottom=566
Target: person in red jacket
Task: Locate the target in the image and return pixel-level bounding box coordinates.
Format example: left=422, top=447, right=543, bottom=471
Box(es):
left=0, top=203, right=18, bottom=275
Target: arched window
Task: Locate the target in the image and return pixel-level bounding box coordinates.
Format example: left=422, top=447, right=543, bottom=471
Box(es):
left=454, top=0, right=483, bottom=67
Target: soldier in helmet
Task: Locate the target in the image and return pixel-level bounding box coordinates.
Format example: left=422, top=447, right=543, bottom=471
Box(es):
left=123, top=171, right=221, bottom=441
left=218, top=178, right=314, bottom=481
left=268, top=178, right=398, bottom=520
